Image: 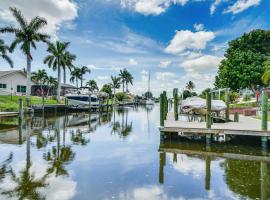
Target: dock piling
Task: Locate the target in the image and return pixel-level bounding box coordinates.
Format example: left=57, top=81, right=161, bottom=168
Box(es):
left=225, top=89, right=230, bottom=122
left=234, top=112, right=239, bottom=122
left=261, top=90, right=268, bottom=148
left=160, top=93, right=165, bottom=127
left=18, top=98, right=23, bottom=117
left=173, top=88, right=178, bottom=121
left=206, top=92, right=212, bottom=129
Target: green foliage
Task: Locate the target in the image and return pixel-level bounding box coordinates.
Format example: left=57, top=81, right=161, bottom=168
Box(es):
left=186, top=81, right=195, bottom=91
left=115, top=92, right=126, bottom=102
left=182, top=90, right=197, bottom=99
left=243, top=94, right=251, bottom=102
left=119, top=68, right=133, bottom=92
left=0, top=38, right=13, bottom=68
left=144, top=91, right=153, bottom=98
left=86, top=80, right=98, bottom=92
left=215, top=29, right=270, bottom=91
left=199, top=88, right=211, bottom=99
left=101, top=84, right=112, bottom=98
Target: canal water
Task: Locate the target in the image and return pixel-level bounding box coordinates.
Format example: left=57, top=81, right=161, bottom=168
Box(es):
left=0, top=105, right=269, bottom=200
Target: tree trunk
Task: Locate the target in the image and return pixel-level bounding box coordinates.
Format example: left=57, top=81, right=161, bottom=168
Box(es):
left=57, top=65, right=61, bottom=102
left=113, top=88, right=116, bottom=106
left=81, top=78, right=83, bottom=88
left=26, top=55, right=31, bottom=106
left=122, top=82, right=124, bottom=93
left=76, top=78, right=78, bottom=88
left=63, top=67, right=66, bottom=84
left=126, top=83, right=128, bottom=93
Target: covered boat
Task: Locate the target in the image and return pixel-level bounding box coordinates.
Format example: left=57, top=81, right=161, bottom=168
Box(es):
left=181, top=97, right=227, bottom=115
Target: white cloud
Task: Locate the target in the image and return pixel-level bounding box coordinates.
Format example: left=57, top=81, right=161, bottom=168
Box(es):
left=210, top=0, right=222, bottom=15
left=140, top=69, right=149, bottom=81
left=129, top=58, right=138, bottom=65
left=120, top=0, right=189, bottom=15
left=193, top=23, right=204, bottom=31
left=159, top=60, right=172, bottom=68
left=180, top=55, right=222, bottom=73
left=155, top=72, right=177, bottom=81
left=224, top=0, right=261, bottom=14
left=165, top=30, right=215, bottom=54
left=0, top=0, right=78, bottom=37
left=97, top=76, right=110, bottom=80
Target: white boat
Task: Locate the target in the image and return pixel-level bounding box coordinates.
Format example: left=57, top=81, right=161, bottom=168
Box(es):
left=181, top=97, right=227, bottom=115
left=65, top=88, right=99, bottom=108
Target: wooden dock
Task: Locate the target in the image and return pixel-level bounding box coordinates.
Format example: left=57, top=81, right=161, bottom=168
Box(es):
left=160, top=113, right=270, bottom=137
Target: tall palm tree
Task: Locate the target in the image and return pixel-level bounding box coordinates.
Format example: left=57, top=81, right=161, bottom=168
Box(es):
left=31, top=69, right=48, bottom=96
left=44, top=41, right=70, bottom=102
left=110, top=76, right=121, bottom=105
left=62, top=51, right=76, bottom=84
left=79, top=66, right=90, bottom=87
left=46, top=76, right=57, bottom=97
left=186, top=81, right=195, bottom=91
left=0, top=7, right=49, bottom=106
left=125, top=71, right=133, bottom=92
left=86, top=80, right=99, bottom=93
left=119, top=69, right=127, bottom=93
left=70, top=67, right=81, bottom=88
left=0, top=38, right=13, bottom=68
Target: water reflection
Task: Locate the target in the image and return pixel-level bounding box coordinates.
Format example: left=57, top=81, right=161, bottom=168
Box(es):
left=160, top=136, right=270, bottom=199
left=0, top=106, right=269, bottom=200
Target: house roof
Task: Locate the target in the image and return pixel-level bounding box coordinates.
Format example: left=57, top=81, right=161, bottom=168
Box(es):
left=0, top=70, right=25, bottom=79
left=61, top=83, right=76, bottom=88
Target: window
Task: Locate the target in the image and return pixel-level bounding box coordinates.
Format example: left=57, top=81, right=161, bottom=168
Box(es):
left=17, top=85, right=27, bottom=93
left=0, top=83, right=7, bottom=89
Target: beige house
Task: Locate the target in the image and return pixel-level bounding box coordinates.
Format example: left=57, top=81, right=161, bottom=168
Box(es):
left=0, top=70, right=35, bottom=96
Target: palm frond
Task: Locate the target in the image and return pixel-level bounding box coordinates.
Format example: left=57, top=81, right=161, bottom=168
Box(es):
left=9, top=7, right=28, bottom=29
left=1, top=54, right=13, bottom=68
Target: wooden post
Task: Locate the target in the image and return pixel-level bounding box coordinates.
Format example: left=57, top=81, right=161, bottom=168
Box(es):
left=225, top=89, right=230, bottom=122
left=173, top=88, right=178, bottom=121
left=234, top=112, right=239, bottom=122
left=261, top=90, right=268, bottom=148
left=19, top=98, right=23, bottom=117
left=163, top=91, right=168, bottom=120
left=260, top=161, right=268, bottom=200
left=206, top=92, right=211, bottom=129
left=160, top=93, right=164, bottom=126
left=205, top=156, right=211, bottom=191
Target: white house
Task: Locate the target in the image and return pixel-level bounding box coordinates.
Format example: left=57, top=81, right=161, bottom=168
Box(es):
left=0, top=70, right=36, bottom=96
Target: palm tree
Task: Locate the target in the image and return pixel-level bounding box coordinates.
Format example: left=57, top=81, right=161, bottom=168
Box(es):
left=119, top=69, right=127, bottom=93
left=86, top=80, right=99, bottom=92
left=31, top=69, right=48, bottom=96
left=125, top=71, right=133, bottom=92
left=79, top=66, right=90, bottom=87
left=0, top=7, right=49, bottom=106
left=262, top=57, right=270, bottom=85
left=186, top=81, right=195, bottom=91
left=70, top=67, right=81, bottom=88
left=46, top=76, right=57, bottom=97
left=44, top=41, right=70, bottom=102
left=63, top=51, right=76, bottom=84
left=110, top=76, right=121, bottom=105
left=0, top=38, right=13, bottom=68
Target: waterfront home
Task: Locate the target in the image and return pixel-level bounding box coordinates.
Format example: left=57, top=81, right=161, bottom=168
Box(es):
left=0, top=70, right=36, bottom=96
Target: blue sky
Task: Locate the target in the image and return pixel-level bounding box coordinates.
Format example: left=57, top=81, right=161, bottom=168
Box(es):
left=0, top=0, right=270, bottom=96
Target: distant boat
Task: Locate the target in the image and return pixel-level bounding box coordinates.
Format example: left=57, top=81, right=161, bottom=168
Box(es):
left=65, top=87, right=99, bottom=108
left=146, top=72, right=154, bottom=105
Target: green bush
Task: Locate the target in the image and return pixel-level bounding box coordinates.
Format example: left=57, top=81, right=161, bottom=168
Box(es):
left=115, top=92, right=127, bottom=102
left=243, top=94, right=251, bottom=102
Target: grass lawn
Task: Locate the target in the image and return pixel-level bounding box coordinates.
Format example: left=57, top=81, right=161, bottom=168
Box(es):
left=230, top=100, right=270, bottom=110
left=0, top=95, right=60, bottom=112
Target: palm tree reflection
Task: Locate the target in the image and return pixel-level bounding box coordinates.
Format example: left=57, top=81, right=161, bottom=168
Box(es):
left=111, top=108, right=132, bottom=137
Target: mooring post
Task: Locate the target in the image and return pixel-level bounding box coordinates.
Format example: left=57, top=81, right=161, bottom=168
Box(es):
left=261, top=90, right=268, bottom=148
left=206, top=92, right=212, bottom=129
left=225, top=89, right=230, bottom=122
left=234, top=112, right=239, bottom=122
left=205, top=156, right=211, bottom=191
left=159, top=152, right=166, bottom=184
left=160, top=93, right=164, bottom=127
left=173, top=88, right=178, bottom=121
left=18, top=98, right=23, bottom=118
left=206, top=91, right=212, bottom=144
left=163, top=91, right=168, bottom=120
